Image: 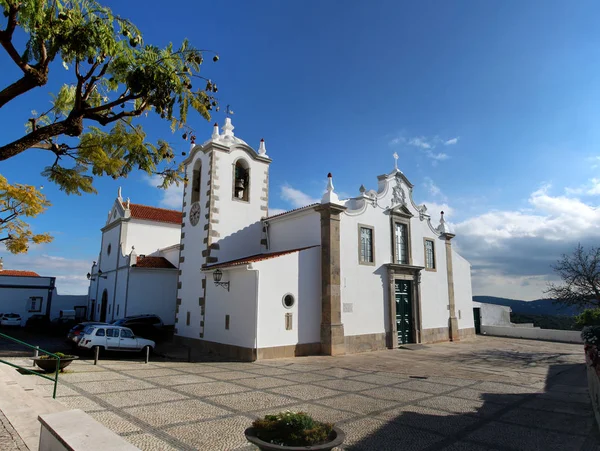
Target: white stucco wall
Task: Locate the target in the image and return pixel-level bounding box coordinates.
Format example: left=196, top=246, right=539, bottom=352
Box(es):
left=126, top=269, right=178, bottom=325
left=210, top=146, right=269, bottom=263
left=481, top=325, right=582, bottom=344
left=472, top=302, right=512, bottom=326
left=339, top=171, right=452, bottom=336
left=255, top=247, right=321, bottom=348
left=123, top=221, right=181, bottom=259
left=0, top=276, right=53, bottom=325
left=158, top=245, right=180, bottom=267
left=50, top=294, right=88, bottom=319
left=452, top=250, right=475, bottom=330
left=203, top=267, right=258, bottom=348
left=266, top=211, right=321, bottom=252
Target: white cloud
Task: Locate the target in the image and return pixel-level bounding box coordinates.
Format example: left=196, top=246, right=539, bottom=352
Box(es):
left=422, top=202, right=453, bottom=220
left=408, top=137, right=432, bottom=150
left=455, top=185, right=600, bottom=244
left=565, top=178, right=600, bottom=196
left=450, top=184, right=600, bottom=299
left=426, top=151, right=449, bottom=163
left=444, top=137, right=459, bottom=146
left=1, top=253, right=92, bottom=295
left=143, top=175, right=184, bottom=209
left=280, top=185, right=319, bottom=208
left=423, top=177, right=447, bottom=201
left=389, top=137, right=405, bottom=146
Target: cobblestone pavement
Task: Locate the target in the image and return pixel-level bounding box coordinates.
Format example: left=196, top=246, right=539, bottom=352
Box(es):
left=6, top=336, right=600, bottom=450
left=0, top=410, right=28, bottom=451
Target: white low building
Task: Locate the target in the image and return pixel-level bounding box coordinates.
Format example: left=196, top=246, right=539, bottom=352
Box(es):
left=175, top=119, right=475, bottom=360
left=86, top=193, right=180, bottom=325
left=0, top=260, right=87, bottom=325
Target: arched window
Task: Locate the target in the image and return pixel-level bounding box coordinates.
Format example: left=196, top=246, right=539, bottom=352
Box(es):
left=191, top=160, right=201, bottom=204
left=233, top=159, right=250, bottom=202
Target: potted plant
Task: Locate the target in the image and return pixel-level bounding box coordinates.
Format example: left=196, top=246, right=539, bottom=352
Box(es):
left=244, top=411, right=345, bottom=451
left=32, top=352, right=78, bottom=372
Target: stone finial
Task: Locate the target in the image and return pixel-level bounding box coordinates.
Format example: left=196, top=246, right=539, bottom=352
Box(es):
left=437, top=210, right=452, bottom=235
left=393, top=152, right=399, bottom=171
left=222, top=117, right=235, bottom=139
left=125, top=197, right=130, bottom=209
left=321, top=173, right=341, bottom=205
left=117, top=186, right=122, bottom=200
left=359, top=184, right=366, bottom=194
left=130, top=246, right=138, bottom=266
left=211, top=123, right=219, bottom=140
left=258, top=138, right=267, bottom=156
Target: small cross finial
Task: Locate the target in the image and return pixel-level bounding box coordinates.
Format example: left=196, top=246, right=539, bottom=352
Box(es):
left=393, top=152, right=399, bottom=170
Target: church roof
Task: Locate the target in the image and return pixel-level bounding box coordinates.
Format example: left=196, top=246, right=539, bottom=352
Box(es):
left=133, top=256, right=177, bottom=269
left=265, top=204, right=319, bottom=220
left=129, top=204, right=182, bottom=225
left=0, top=270, right=40, bottom=277
left=203, top=245, right=319, bottom=270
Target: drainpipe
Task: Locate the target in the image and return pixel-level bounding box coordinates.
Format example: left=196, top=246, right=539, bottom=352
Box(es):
left=263, top=220, right=271, bottom=250
left=124, top=264, right=131, bottom=317
left=45, top=277, right=55, bottom=318
left=251, top=264, right=259, bottom=361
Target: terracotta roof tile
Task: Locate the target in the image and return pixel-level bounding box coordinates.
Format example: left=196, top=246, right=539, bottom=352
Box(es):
left=133, top=256, right=176, bottom=269
left=203, top=245, right=319, bottom=270
left=129, top=203, right=182, bottom=225
left=0, top=270, right=40, bottom=277
left=265, top=203, right=319, bottom=220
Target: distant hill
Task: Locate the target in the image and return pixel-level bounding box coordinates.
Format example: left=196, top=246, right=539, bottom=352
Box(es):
left=472, top=296, right=582, bottom=317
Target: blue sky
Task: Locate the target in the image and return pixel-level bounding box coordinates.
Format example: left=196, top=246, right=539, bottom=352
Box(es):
left=2, top=0, right=600, bottom=298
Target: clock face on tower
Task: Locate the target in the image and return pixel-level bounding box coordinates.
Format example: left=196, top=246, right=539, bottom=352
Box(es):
left=189, top=202, right=201, bottom=226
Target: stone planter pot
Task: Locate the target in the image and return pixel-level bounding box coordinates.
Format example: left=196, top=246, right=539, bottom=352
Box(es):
left=244, top=426, right=345, bottom=451
left=32, top=356, right=78, bottom=372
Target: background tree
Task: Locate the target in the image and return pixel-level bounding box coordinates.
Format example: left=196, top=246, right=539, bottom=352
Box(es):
left=0, top=0, right=219, bottom=253
left=545, top=244, right=600, bottom=309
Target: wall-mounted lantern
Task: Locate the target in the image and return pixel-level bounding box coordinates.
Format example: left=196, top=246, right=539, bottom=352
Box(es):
left=87, top=269, right=108, bottom=281
left=213, top=269, right=230, bottom=291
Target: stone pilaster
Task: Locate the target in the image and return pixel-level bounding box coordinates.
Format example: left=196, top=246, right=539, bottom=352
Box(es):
left=316, top=203, right=346, bottom=356
left=444, top=234, right=459, bottom=341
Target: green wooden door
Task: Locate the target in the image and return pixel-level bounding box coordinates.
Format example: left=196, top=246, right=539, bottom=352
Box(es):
left=395, top=280, right=414, bottom=345
left=473, top=308, right=481, bottom=334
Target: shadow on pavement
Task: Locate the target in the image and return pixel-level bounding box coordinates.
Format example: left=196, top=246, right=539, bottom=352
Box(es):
left=345, top=363, right=600, bottom=451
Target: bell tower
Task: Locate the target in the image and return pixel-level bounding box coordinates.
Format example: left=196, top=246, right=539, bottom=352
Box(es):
left=175, top=118, right=271, bottom=340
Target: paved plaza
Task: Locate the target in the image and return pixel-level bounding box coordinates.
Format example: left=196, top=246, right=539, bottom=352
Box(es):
left=3, top=336, right=600, bottom=450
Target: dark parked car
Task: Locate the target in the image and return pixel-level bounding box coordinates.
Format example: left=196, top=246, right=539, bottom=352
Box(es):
left=112, top=315, right=166, bottom=341
left=67, top=321, right=108, bottom=345
left=25, top=314, right=51, bottom=330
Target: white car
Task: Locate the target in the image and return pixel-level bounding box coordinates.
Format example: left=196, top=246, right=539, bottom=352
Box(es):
left=78, top=325, right=155, bottom=352
left=0, top=313, right=22, bottom=327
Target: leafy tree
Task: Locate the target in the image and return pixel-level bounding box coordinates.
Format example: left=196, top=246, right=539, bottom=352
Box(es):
left=0, top=175, right=52, bottom=253
left=545, top=244, right=600, bottom=308
left=0, top=0, right=219, bottom=252
left=574, top=308, right=600, bottom=328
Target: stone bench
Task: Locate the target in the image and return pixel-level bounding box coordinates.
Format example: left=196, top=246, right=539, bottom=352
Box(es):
left=38, top=409, right=139, bottom=451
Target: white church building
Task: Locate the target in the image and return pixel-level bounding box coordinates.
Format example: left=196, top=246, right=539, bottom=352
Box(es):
left=175, top=118, right=475, bottom=360
left=86, top=194, right=181, bottom=325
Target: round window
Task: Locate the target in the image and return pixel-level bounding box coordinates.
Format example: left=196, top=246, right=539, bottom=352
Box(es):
left=107, top=243, right=112, bottom=255
left=282, top=294, right=295, bottom=309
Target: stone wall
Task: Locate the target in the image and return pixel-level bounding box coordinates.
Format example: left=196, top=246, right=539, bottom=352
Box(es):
left=344, top=333, right=387, bottom=353
left=481, top=325, right=582, bottom=344
left=421, top=327, right=449, bottom=343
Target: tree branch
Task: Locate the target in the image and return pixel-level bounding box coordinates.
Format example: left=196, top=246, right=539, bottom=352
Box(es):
left=0, top=117, right=83, bottom=161
left=0, top=3, right=32, bottom=74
